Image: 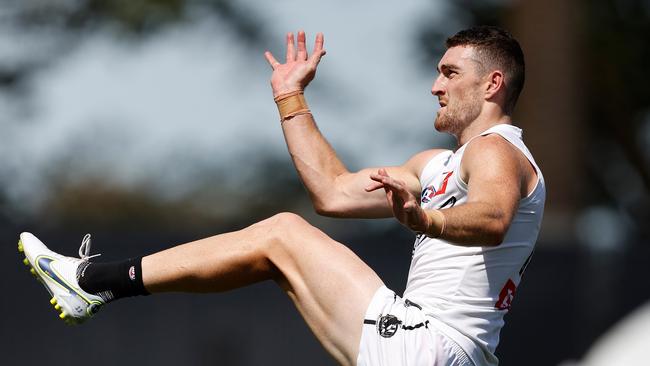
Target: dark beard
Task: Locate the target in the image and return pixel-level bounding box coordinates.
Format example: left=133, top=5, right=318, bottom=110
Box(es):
left=434, top=96, right=482, bottom=137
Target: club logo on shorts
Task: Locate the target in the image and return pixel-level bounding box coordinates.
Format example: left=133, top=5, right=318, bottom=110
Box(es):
left=128, top=266, right=136, bottom=281
left=377, top=314, right=401, bottom=338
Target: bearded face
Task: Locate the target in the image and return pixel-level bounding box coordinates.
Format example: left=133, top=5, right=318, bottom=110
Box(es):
left=431, top=46, right=486, bottom=137
left=434, top=86, right=483, bottom=136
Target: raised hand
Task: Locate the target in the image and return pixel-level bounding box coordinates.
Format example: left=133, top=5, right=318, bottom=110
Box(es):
left=264, top=31, right=326, bottom=98
left=367, top=168, right=431, bottom=233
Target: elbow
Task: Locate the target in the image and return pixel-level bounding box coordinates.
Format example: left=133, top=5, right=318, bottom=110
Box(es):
left=313, top=194, right=353, bottom=218
left=485, top=221, right=509, bottom=246
left=486, top=234, right=505, bottom=247
left=313, top=202, right=333, bottom=216
left=312, top=198, right=343, bottom=217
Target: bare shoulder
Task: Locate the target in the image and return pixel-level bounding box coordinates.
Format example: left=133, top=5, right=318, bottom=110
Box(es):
left=463, top=134, right=521, bottom=173
left=404, top=149, right=450, bottom=178
left=464, top=134, right=520, bottom=163
left=461, top=134, right=536, bottom=197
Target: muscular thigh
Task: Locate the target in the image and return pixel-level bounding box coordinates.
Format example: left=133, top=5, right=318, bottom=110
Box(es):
left=259, top=213, right=384, bottom=366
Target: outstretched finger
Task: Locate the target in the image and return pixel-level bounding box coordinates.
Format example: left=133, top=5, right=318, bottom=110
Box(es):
left=378, top=168, right=391, bottom=178
left=286, top=32, right=295, bottom=62
left=297, top=30, right=308, bottom=60
left=381, top=177, right=404, bottom=192
left=369, top=175, right=398, bottom=192
left=382, top=178, right=413, bottom=203
left=369, top=168, right=389, bottom=181
left=309, top=32, right=326, bottom=67
left=365, top=180, right=384, bottom=192
left=264, top=51, right=280, bottom=70
left=371, top=170, right=403, bottom=190
left=313, top=32, right=324, bottom=54
left=369, top=173, right=389, bottom=185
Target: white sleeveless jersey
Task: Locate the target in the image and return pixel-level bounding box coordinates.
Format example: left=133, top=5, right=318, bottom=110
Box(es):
left=403, top=124, right=546, bottom=366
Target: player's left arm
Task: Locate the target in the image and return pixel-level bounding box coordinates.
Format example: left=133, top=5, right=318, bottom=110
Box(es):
left=371, top=134, right=525, bottom=246
left=436, top=135, right=523, bottom=245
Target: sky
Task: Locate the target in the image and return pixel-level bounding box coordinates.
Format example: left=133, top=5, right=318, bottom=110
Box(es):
left=0, top=1, right=456, bottom=213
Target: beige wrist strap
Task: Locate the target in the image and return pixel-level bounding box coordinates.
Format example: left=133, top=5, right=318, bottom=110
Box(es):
left=427, top=210, right=446, bottom=238
left=274, top=90, right=311, bottom=122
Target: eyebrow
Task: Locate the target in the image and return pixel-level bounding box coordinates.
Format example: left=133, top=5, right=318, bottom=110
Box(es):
left=437, top=63, right=458, bottom=73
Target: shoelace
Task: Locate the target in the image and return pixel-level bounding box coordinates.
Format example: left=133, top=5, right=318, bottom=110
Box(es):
left=75, top=234, right=112, bottom=302
left=78, top=234, right=101, bottom=261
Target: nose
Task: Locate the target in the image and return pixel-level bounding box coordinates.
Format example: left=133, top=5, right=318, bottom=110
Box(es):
left=431, top=74, right=445, bottom=97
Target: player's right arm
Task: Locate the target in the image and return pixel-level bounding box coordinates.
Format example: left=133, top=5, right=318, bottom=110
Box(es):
left=264, top=31, right=442, bottom=218
left=280, top=121, right=438, bottom=218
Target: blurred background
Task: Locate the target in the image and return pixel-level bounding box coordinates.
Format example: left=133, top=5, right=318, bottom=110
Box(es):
left=1, top=0, right=649, bottom=365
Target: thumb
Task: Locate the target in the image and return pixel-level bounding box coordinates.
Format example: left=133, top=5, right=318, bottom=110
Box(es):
left=403, top=201, right=420, bottom=212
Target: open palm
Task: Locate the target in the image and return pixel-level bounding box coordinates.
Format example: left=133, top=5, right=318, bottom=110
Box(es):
left=264, top=31, right=326, bottom=97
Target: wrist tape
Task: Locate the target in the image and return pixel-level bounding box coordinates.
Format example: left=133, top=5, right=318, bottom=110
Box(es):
left=274, top=90, right=311, bottom=122
left=426, top=210, right=446, bottom=238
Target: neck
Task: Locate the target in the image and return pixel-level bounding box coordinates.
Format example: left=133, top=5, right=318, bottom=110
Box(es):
left=457, top=110, right=512, bottom=147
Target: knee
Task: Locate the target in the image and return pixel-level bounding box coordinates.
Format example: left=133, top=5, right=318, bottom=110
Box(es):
left=250, top=212, right=311, bottom=244
left=266, top=212, right=311, bottom=239
left=270, top=212, right=309, bottom=228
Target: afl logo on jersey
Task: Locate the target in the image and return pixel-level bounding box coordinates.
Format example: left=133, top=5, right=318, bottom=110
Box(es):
left=421, top=171, right=453, bottom=203
left=377, top=314, right=402, bottom=338
left=421, top=186, right=435, bottom=203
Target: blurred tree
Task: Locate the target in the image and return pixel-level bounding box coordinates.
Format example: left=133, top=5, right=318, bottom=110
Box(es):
left=0, top=0, right=287, bottom=229
left=415, top=0, right=509, bottom=63
left=0, top=0, right=270, bottom=97
left=581, top=0, right=650, bottom=236
left=10, top=0, right=267, bottom=39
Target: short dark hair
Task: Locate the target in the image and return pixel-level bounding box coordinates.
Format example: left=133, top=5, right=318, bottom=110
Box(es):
left=446, top=26, right=525, bottom=113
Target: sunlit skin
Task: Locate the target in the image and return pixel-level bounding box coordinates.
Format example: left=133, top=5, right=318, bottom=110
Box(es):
left=431, top=45, right=512, bottom=146
left=432, top=46, right=485, bottom=138
left=139, top=31, right=538, bottom=366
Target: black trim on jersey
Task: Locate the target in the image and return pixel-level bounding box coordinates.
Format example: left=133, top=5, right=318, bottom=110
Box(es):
left=438, top=196, right=457, bottom=209
left=519, top=251, right=534, bottom=276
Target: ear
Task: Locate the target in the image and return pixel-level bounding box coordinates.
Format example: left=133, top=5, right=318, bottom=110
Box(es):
left=484, top=70, right=505, bottom=100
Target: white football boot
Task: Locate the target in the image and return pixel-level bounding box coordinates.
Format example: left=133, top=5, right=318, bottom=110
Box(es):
left=19, top=232, right=106, bottom=325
